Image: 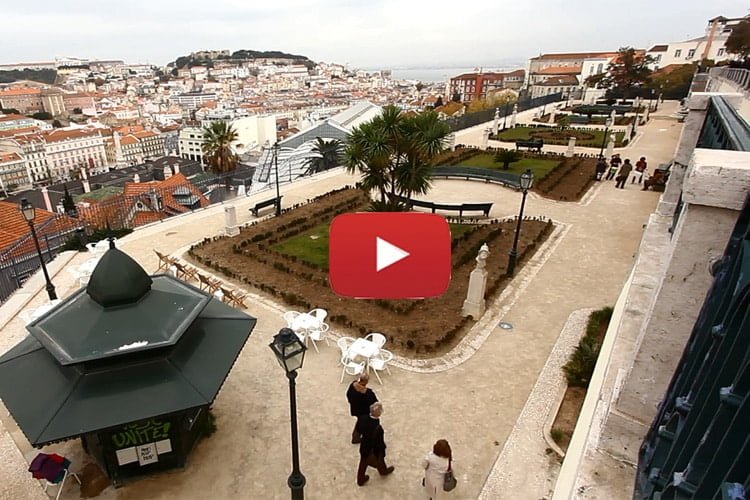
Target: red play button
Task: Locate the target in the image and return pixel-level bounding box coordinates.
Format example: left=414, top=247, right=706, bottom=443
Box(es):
left=329, top=212, right=451, bottom=299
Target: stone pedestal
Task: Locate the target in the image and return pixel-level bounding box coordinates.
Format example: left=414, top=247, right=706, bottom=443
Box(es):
left=492, top=108, right=500, bottom=135
left=462, top=244, right=490, bottom=318
left=481, top=128, right=490, bottom=150
left=605, top=134, right=615, bottom=158
left=549, top=109, right=557, bottom=126
left=565, top=136, right=576, bottom=157
left=510, top=104, right=518, bottom=128
left=224, top=206, right=240, bottom=237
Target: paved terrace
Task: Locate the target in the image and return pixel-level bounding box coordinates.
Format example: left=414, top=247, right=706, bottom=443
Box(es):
left=0, top=102, right=681, bottom=500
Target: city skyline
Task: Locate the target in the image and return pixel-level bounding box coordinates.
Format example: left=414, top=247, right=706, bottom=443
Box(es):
left=1, top=1, right=748, bottom=69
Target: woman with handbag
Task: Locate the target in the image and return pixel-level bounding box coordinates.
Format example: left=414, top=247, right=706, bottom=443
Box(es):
left=422, top=439, right=455, bottom=498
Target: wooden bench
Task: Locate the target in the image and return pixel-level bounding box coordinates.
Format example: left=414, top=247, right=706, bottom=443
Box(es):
left=250, top=196, right=282, bottom=216
left=515, top=139, right=544, bottom=152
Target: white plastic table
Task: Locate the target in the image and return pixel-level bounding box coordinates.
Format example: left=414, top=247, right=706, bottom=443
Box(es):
left=291, top=313, right=320, bottom=333
left=347, top=338, right=381, bottom=368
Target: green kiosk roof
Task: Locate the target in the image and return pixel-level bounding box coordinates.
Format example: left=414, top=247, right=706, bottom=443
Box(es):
left=0, top=248, right=256, bottom=446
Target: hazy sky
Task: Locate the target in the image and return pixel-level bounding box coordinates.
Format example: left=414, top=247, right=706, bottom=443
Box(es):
left=1, top=1, right=748, bottom=69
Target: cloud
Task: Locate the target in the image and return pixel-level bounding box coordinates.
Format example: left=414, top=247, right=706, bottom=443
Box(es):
left=1, top=0, right=748, bottom=67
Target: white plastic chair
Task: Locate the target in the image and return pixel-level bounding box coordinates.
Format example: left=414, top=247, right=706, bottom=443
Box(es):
left=365, top=332, right=387, bottom=348
left=369, top=348, right=393, bottom=384
left=307, top=323, right=330, bottom=352
left=283, top=311, right=301, bottom=328
left=309, top=308, right=328, bottom=323
left=340, top=354, right=365, bottom=383
left=337, top=336, right=356, bottom=357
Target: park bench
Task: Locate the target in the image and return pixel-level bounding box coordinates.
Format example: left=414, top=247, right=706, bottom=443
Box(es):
left=431, top=166, right=519, bottom=189
left=396, top=196, right=493, bottom=218
left=643, top=164, right=671, bottom=192
left=250, top=196, right=282, bottom=216
left=515, top=139, right=543, bottom=152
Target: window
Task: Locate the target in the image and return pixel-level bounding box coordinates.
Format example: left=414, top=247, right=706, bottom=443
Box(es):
left=687, top=49, right=695, bottom=59
left=675, top=49, right=682, bottom=58
left=589, top=66, right=595, bottom=74
left=718, top=48, right=725, bottom=56
left=655, top=54, right=662, bottom=63
left=597, top=63, right=604, bottom=74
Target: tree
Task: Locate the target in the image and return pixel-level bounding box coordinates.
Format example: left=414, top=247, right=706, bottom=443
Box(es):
left=452, top=92, right=461, bottom=103
left=62, top=185, right=77, bottom=216
left=649, top=64, right=696, bottom=100
left=557, top=115, right=571, bottom=130
left=344, top=106, right=450, bottom=210
left=0, top=107, right=20, bottom=115
left=201, top=121, right=238, bottom=187
left=494, top=149, right=520, bottom=170
left=435, top=96, right=444, bottom=108
left=31, top=111, right=52, bottom=120
left=585, top=47, right=654, bottom=98
left=52, top=119, right=63, bottom=128
left=72, top=107, right=83, bottom=114
left=726, top=19, right=750, bottom=60
left=306, top=138, right=343, bottom=174
left=415, top=82, right=425, bottom=92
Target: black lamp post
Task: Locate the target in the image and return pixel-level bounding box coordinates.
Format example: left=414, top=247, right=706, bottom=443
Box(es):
left=19, top=198, right=57, bottom=300
left=506, top=169, right=534, bottom=277
left=631, top=96, right=641, bottom=139
left=598, top=117, right=613, bottom=158
left=273, top=143, right=282, bottom=216
left=269, top=328, right=307, bottom=500
left=502, top=103, right=509, bottom=130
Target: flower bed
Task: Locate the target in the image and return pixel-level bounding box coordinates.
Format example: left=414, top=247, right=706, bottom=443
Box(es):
left=188, top=187, right=554, bottom=355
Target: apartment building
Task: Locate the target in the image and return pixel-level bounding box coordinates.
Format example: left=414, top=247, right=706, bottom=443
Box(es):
left=178, top=126, right=205, bottom=163
left=0, top=88, right=44, bottom=114
left=0, top=152, right=31, bottom=190
left=449, top=70, right=525, bottom=102
left=0, top=134, right=50, bottom=185
left=169, top=92, right=218, bottom=111
left=43, top=129, right=107, bottom=180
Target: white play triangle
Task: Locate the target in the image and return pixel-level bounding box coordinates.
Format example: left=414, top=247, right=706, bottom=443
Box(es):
left=376, top=237, right=410, bottom=272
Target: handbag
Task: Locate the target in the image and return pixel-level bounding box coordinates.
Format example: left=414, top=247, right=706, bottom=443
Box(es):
left=443, top=458, right=457, bottom=492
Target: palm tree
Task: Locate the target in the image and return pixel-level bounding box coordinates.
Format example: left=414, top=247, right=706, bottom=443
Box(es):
left=306, top=138, right=343, bottom=174
left=494, top=149, right=520, bottom=170
left=344, top=106, right=450, bottom=210
left=201, top=121, right=238, bottom=187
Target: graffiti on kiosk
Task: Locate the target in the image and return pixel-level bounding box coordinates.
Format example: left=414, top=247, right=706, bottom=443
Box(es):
left=112, top=419, right=171, bottom=449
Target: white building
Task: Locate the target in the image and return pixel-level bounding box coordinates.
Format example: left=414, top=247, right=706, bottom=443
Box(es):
left=0, top=152, right=30, bottom=190
left=647, top=15, right=748, bottom=69
left=0, top=134, right=50, bottom=185
left=43, top=129, right=107, bottom=180
left=169, top=92, right=218, bottom=111
left=178, top=126, right=206, bottom=163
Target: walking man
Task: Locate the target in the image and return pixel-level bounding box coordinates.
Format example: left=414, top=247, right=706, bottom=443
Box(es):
left=356, top=402, right=395, bottom=486
left=606, top=154, right=622, bottom=180
left=347, top=374, right=377, bottom=444
left=616, top=159, right=633, bottom=189
left=633, top=156, right=647, bottom=184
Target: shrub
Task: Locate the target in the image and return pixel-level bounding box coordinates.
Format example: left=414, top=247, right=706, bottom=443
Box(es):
left=550, top=428, right=565, bottom=444
left=562, top=306, right=613, bottom=387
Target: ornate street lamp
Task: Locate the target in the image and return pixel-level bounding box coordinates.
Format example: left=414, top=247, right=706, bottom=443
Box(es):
left=631, top=96, right=641, bottom=139
left=19, top=198, right=57, bottom=300
left=506, top=169, right=534, bottom=277
left=273, top=143, right=282, bottom=216
left=269, top=328, right=307, bottom=500
left=599, top=117, right=613, bottom=158
left=502, top=102, right=509, bottom=130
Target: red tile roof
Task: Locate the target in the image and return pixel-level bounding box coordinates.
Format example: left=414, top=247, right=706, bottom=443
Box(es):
left=0, top=201, right=77, bottom=255
left=0, top=152, right=22, bottom=163
left=532, top=52, right=618, bottom=61
left=44, top=129, right=101, bottom=143
left=0, top=88, right=42, bottom=97
left=537, top=66, right=582, bottom=75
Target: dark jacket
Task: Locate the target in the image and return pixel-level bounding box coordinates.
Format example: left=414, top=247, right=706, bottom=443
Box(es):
left=357, top=415, right=386, bottom=458
left=346, top=383, right=378, bottom=417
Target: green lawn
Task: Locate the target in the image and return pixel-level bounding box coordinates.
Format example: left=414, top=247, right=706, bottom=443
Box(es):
left=495, top=126, right=626, bottom=147
left=272, top=222, right=476, bottom=268
left=456, top=154, right=560, bottom=179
